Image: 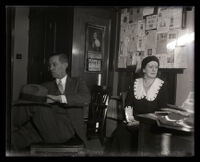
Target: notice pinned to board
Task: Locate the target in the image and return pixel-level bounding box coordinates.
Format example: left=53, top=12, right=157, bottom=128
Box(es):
left=145, top=30, right=157, bottom=56
left=138, top=20, right=145, bottom=37
left=157, top=7, right=170, bottom=32
left=145, top=15, right=157, bottom=30
left=143, top=7, right=154, bottom=16
left=156, top=32, right=168, bottom=54
left=168, top=7, right=183, bottom=30
left=174, top=46, right=187, bottom=68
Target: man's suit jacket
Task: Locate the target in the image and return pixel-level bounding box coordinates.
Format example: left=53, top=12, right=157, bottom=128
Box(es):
left=42, top=76, right=91, bottom=145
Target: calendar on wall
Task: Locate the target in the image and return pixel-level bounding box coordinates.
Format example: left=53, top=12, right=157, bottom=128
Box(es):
left=117, top=7, right=188, bottom=70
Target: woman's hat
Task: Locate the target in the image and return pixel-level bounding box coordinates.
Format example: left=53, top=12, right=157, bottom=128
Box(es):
left=13, top=84, right=50, bottom=106
left=141, top=55, right=160, bottom=70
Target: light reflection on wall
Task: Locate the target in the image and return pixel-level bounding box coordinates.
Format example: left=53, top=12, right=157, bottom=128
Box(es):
left=167, top=32, right=194, bottom=50
left=72, top=47, right=79, bottom=56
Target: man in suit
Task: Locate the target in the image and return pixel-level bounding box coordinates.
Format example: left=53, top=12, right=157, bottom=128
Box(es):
left=11, top=53, right=91, bottom=150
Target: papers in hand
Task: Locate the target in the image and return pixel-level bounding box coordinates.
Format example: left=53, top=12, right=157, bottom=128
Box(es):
left=125, top=106, right=140, bottom=126
left=125, top=106, right=135, bottom=123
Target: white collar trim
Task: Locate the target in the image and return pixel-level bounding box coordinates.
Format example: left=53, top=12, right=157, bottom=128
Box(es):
left=134, top=78, right=164, bottom=101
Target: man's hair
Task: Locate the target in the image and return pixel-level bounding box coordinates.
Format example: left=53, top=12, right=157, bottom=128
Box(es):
left=50, top=53, right=68, bottom=64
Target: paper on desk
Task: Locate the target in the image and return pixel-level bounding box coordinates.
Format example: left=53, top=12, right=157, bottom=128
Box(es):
left=160, top=108, right=190, bottom=117
left=137, top=113, right=158, bottom=120
left=156, top=112, right=194, bottom=132
left=181, top=91, right=194, bottom=113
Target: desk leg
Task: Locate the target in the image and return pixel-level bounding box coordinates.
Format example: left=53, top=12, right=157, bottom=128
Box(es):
left=138, top=124, right=144, bottom=156
left=161, top=133, right=171, bottom=156
left=138, top=124, right=162, bottom=156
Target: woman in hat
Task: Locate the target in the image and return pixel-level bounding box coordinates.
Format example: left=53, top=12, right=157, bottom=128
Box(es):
left=108, top=55, right=169, bottom=155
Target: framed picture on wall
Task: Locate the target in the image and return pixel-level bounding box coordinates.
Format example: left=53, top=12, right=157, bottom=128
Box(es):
left=85, top=23, right=105, bottom=72
left=87, top=58, right=102, bottom=72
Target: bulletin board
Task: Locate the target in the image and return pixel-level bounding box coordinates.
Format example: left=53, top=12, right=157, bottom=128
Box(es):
left=117, top=7, right=187, bottom=70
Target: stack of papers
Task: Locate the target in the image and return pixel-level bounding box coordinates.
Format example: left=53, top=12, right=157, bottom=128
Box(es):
left=155, top=108, right=194, bottom=132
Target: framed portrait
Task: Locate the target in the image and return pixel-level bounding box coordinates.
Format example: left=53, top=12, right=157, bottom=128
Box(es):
left=85, top=23, right=105, bottom=72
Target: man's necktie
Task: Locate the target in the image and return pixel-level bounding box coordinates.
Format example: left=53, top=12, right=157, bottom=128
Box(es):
left=58, top=79, right=64, bottom=94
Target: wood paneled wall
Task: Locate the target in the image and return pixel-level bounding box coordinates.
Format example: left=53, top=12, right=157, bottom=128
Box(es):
left=72, top=7, right=116, bottom=92
left=28, top=7, right=74, bottom=84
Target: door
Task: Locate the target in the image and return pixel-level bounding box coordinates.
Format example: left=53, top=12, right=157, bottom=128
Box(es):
left=28, top=7, right=73, bottom=84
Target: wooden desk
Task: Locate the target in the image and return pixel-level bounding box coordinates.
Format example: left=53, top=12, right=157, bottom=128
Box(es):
left=136, top=114, right=194, bottom=156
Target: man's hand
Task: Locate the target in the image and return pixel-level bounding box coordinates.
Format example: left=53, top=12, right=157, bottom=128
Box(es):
left=46, top=95, right=62, bottom=103
left=46, top=98, right=55, bottom=103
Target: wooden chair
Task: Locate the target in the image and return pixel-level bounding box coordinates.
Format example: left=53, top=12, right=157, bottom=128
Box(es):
left=87, top=85, right=109, bottom=145
left=105, top=92, right=127, bottom=138
left=30, top=105, right=87, bottom=156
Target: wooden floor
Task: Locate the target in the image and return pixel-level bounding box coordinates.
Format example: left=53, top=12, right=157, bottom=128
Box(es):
left=85, top=138, right=105, bottom=156
left=7, top=138, right=106, bottom=157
